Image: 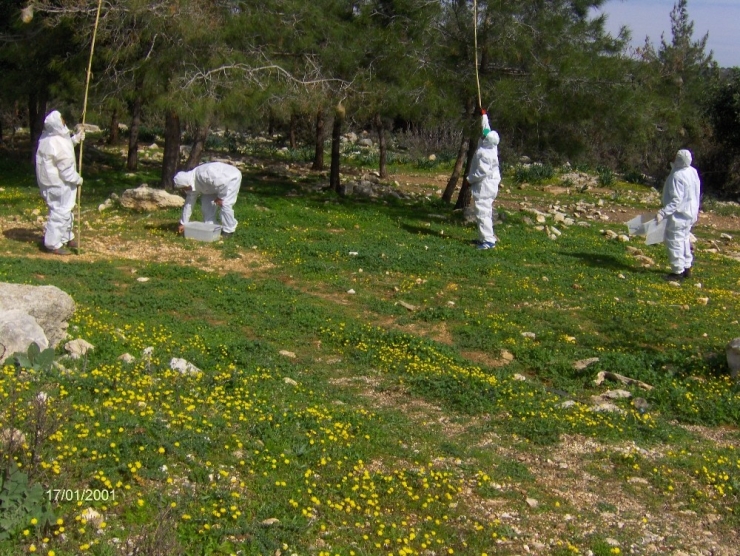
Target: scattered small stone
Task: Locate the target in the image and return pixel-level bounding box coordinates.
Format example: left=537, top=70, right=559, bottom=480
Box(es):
left=603, top=229, right=618, bottom=240
left=697, top=297, right=709, bottom=305
left=283, top=377, right=298, bottom=386
left=136, top=277, right=150, bottom=282
left=594, top=370, right=653, bottom=390
left=559, top=400, right=577, bottom=409
left=0, top=428, right=26, bottom=450
left=602, top=389, right=632, bottom=400
left=513, top=373, right=527, bottom=381
left=260, top=518, right=280, bottom=526
left=170, top=357, right=201, bottom=376
left=591, top=401, right=624, bottom=414
left=501, top=350, right=515, bottom=362
left=720, top=233, right=733, bottom=240
left=65, top=338, right=95, bottom=359
left=398, top=301, right=417, bottom=311
left=633, top=398, right=650, bottom=412
left=81, top=508, right=103, bottom=527
left=279, top=350, right=297, bottom=358
left=521, top=332, right=536, bottom=339
left=347, top=289, right=356, bottom=294
left=118, top=353, right=135, bottom=364
left=526, top=498, right=539, bottom=508
left=573, top=357, right=599, bottom=370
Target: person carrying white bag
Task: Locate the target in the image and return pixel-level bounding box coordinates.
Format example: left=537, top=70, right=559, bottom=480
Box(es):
left=655, top=149, right=701, bottom=281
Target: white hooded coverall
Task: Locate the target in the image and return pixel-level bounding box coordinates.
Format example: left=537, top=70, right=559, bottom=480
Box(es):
left=35, top=111, right=83, bottom=250
left=658, top=149, right=701, bottom=274
left=175, top=162, right=242, bottom=233
left=467, top=115, right=501, bottom=245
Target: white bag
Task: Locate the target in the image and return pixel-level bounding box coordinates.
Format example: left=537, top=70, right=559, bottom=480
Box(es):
left=644, top=218, right=667, bottom=245
left=625, top=214, right=655, bottom=236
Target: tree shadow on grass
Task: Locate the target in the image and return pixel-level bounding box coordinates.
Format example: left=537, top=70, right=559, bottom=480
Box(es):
left=560, top=251, right=641, bottom=273
left=3, top=227, right=44, bottom=250
left=400, top=223, right=446, bottom=238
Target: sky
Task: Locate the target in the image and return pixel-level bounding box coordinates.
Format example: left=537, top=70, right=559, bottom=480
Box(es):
left=592, top=0, right=740, bottom=68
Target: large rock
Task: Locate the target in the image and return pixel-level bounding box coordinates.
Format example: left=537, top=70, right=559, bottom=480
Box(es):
left=0, top=283, right=74, bottom=348
left=727, top=338, right=740, bottom=378
left=119, top=184, right=184, bottom=211
left=0, top=310, right=49, bottom=363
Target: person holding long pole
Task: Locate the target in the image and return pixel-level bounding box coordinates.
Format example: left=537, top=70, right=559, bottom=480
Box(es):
left=35, top=111, right=85, bottom=255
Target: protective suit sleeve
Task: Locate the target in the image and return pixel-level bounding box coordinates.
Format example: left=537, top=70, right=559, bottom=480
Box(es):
left=468, top=151, right=494, bottom=185
left=72, top=130, right=85, bottom=144
left=660, top=175, right=686, bottom=219
left=180, top=191, right=198, bottom=225
left=56, top=154, right=83, bottom=186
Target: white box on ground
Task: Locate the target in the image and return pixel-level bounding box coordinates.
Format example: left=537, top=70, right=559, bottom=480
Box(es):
left=644, top=218, right=667, bottom=245
left=184, top=222, right=222, bottom=242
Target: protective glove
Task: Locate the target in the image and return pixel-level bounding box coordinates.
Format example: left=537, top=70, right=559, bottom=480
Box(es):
left=480, top=107, right=487, bottom=116
left=655, top=212, right=664, bottom=223
left=72, top=130, right=86, bottom=144
left=76, top=177, right=84, bottom=186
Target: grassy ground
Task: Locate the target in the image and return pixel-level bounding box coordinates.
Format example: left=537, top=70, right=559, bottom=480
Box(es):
left=1, top=138, right=739, bottom=556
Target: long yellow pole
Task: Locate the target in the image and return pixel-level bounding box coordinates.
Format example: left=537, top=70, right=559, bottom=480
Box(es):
left=76, top=0, right=104, bottom=254
left=473, top=0, right=481, bottom=108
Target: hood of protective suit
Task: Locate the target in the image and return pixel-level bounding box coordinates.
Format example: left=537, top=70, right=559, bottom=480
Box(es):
left=481, top=129, right=500, bottom=147
left=42, top=111, right=70, bottom=138
left=673, top=149, right=692, bottom=169
left=173, top=170, right=196, bottom=189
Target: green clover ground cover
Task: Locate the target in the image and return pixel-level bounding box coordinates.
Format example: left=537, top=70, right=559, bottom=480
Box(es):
left=1, top=147, right=739, bottom=555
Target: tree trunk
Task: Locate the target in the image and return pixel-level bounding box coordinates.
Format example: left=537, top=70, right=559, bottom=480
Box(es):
left=454, top=131, right=480, bottom=211
left=28, top=91, right=48, bottom=164
left=268, top=109, right=275, bottom=137
left=442, top=134, right=470, bottom=203
left=375, top=112, right=388, bottom=179
left=161, top=109, right=181, bottom=190
left=107, top=108, right=119, bottom=145
left=289, top=112, right=297, bottom=149
left=184, top=120, right=210, bottom=170
left=126, top=94, right=142, bottom=171
left=330, top=103, right=345, bottom=194
left=312, top=107, right=325, bottom=171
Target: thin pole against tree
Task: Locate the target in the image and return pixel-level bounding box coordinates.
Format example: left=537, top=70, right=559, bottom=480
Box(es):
left=76, top=0, right=104, bottom=255
left=473, top=0, right=482, bottom=108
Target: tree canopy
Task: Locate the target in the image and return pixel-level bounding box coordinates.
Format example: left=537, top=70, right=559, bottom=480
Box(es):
left=1, top=0, right=735, bottom=195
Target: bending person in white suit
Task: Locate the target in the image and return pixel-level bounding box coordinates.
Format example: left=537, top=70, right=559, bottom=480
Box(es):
left=174, top=162, right=242, bottom=238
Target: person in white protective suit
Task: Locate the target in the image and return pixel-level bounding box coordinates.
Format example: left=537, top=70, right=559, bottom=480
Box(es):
left=174, top=162, right=242, bottom=238
left=35, top=110, right=85, bottom=255
left=656, top=149, right=701, bottom=280
left=466, top=109, right=501, bottom=250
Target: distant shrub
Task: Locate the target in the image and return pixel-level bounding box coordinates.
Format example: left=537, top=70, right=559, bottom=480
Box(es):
left=623, top=169, right=649, bottom=185
left=513, top=162, right=554, bottom=184
left=597, top=166, right=615, bottom=187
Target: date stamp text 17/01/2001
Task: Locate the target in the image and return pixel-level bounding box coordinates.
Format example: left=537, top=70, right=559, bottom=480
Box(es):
left=46, top=489, right=116, bottom=502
